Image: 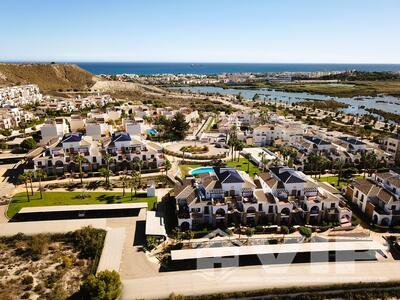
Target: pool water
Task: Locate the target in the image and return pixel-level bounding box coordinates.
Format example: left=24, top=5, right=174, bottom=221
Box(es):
left=189, top=167, right=214, bottom=176
left=147, top=129, right=158, bottom=135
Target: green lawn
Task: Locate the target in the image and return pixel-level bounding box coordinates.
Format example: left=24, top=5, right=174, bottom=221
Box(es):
left=7, top=191, right=157, bottom=218
left=179, top=164, right=202, bottom=177
left=226, top=158, right=262, bottom=178
left=317, top=175, right=363, bottom=190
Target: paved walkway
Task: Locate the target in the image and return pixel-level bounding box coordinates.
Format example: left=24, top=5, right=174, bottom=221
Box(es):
left=121, top=260, right=400, bottom=299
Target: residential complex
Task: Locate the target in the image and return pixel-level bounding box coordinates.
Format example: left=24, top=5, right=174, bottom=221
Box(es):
left=174, top=166, right=351, bottom=230
left=347, top=171, right=400, bottom=226
left=33, top=131, right=165, bottom=176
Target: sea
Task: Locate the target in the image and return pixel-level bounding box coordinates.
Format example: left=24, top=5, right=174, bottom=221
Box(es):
left=76, top=62, right=400, bottom=75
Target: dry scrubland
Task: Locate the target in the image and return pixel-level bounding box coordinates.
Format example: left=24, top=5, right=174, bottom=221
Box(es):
left=0, top=63, right=95, bottom=91
left=0, top=228, right=105, bottom=299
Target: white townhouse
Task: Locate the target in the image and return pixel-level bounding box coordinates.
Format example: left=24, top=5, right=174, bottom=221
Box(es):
left=347, top=171, right=400, bottom=226
left=40, top=118, right=70, bottom=144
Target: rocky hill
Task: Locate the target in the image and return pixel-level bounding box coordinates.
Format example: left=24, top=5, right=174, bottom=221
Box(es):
left=0, top=63, right=96, bottom=91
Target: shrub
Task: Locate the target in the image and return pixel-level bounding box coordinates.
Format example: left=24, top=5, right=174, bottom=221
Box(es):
left=62, top=256, right=73, bottom=269
left=21, top=138, right=37, bottom=151
left=299, top=226, right=312, bottom=238
left=73, top=227, right=106, bottom=259
left=255, top=225, right=264, bottom=233
left=49, top=284, right=68, bottom=300
left=81, top=270, right=121, bottom=300
left=245, top=227, right=255, bottom=237
left=21, top=275, right=34, bottom=285
left=29, top=234, right=49, bottom=260
left=281, top=225, right=289, bottom=234
left=144, top=236, right=159, bottom=251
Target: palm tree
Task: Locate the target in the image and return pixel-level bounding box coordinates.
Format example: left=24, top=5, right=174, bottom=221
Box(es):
left=235, top=140, right=244, bottom=162
left=129, top=171, right=140, bottom=199
left=74, top=153, right=85, bottom=185
left=258, top=151, right=266, bottom=171
left=365, top=152, right=378, bottom=177
left=307, top=152, right=319, bottom=178
left=35, top=169, right=46, bottom=199
left=19, top=174, right=30, bottom=202
left=164, top=160, right=171, bottom=176
left=228, top=125, right=238, bottom=162
left=25, top=170, right=34, bottom=196
left=99, top=167, right=112, bottom=188
left=120, top=175, right=129, bottom=197
left=334, top=160, right=345, bottom=187
left=133, top=158, right=143, bottom=186
left=102, top=153, right=114, bottom=186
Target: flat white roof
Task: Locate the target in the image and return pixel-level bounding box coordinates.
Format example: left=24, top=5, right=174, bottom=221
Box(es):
left=0, top=219, right=107, bottom=236
left=171, top=241, right=386, bottom=261
left=19, top=202, right=148, bottom=214
left=145, top=211, right=166, bottom=237
left=242, top=148, right=276, bottom=161
left=97, top=227, right=125, bottom=273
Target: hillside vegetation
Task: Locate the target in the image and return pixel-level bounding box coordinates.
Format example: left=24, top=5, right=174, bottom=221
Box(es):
left=0, top=63, right=95, bottom=91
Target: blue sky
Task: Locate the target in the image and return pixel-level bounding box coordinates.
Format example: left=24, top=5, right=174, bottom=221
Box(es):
left=1, top=0, right=399, bottom=63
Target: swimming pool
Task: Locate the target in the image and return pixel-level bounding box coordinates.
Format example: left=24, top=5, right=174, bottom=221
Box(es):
left=147, top=129, right=158, bottom=135
left=189, top=167, right=214, bottom=176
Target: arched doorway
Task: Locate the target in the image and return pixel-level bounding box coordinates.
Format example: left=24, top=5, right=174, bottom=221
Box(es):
left=381, top=217, right=390, bottom=226
left=281, top=207, right=290, bottom=215
left=180, top=221, right=190, bottom=231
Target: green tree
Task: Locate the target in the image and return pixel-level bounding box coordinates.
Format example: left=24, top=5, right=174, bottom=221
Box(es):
left=164, top=159, right=172, bottom=176
left=334, top=160, right=345, bottom=187
left=35, top=169, right=46, bottom=199
left=167, top=112, right=190, bottom=140
left=19, top=174, right=30, bottom=202
left=81, top=270, right=122, bottom=300
left=73, top=226, right=106, bottom=259
left=21, top=138, right=37, bottom=151
left=25, top=170, right=34, bottom=195
left=99, top=167, right=112, bottom=188
left=129, top=171, right=140, bottom=198
left=133, top=158, right=143, bottom=186
left=74, top=153, right=85, bottom=185
left=120, top=175, right=129, bottom=197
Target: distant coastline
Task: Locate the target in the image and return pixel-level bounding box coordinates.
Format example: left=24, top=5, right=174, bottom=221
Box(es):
left=75, top=62, right=400, bottom=75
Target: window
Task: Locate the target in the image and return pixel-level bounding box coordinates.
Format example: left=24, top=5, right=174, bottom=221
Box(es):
left=330, top=203, right=336, bottom=209
left=258, top=203, right=263, bottom=211
left=268, top=206, right=274, bottom=213
left=93, top=157, right=97, bottom=163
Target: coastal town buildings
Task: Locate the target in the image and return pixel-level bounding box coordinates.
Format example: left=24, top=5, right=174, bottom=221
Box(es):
left=40, top=118, right=70, bottom=144
left=347, top=171, right=400, bottom=226
left=384, top=137, right=400, bottom=162
left=174, top=166, right=351, bottom=230
left=33, top=131, right=165, bottom=176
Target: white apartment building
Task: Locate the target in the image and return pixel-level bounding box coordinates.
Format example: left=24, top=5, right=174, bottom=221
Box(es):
left=347, top=171, right=400, bottom=226
left=34, top=132, right=102, bottom=176
left=174, top=166, right=351, bottom=230
left=40, top=118, right=69, bottom=144
left=69, top=115, right=86, bottom=132
left=85, top=118, right=112, bottom=140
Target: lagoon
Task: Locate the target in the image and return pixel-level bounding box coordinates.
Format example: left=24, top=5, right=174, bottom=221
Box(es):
left=171, top=86, right=400, bottom=115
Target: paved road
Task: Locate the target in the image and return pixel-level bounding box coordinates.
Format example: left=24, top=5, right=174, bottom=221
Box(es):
left=121, top=260, right=400, bottom=299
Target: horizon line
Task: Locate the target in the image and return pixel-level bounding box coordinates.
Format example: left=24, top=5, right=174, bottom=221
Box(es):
left=2, top=60, right=400, bottom=65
